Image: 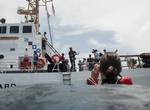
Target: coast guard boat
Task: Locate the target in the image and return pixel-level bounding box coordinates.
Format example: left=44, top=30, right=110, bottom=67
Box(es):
left=0, top=0, right=72, bottom=88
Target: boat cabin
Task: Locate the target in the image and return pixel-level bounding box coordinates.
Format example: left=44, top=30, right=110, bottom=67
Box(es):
left=0, top=22, right=46, bottom=72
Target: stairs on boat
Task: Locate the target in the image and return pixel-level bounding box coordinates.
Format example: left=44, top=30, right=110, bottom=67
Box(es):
left=45, top=41, right=61, bottom=57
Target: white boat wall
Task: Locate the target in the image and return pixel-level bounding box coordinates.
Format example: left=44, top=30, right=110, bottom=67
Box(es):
left=0, top=22, right=44, bottom=71
left=0, top=73, right=62, bottom=88
left=0, top=0, right=65, bottom=88
left=0, top=0, right=61, bottom=71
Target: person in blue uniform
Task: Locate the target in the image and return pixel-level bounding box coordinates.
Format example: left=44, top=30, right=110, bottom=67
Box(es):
left=33, top=51, right=39, bottom=72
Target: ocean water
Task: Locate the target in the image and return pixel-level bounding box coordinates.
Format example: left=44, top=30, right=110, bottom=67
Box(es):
left=0, top=68, right=150, bottom=110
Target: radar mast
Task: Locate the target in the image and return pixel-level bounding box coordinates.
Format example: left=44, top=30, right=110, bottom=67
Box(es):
left=17, top=0, right=54, bottom=43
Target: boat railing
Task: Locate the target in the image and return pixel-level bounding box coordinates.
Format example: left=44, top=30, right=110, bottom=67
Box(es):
left=119, top=54, right=143, bottom=69
left=76, top=54, right=143, bottom=71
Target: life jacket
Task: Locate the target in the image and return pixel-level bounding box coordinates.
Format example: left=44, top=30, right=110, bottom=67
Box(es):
left=117, top=76, right=133, bottom=85
left=101, top=76, right=133, bottom=85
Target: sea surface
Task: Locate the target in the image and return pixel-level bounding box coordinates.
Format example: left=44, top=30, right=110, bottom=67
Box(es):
left=0, top=68, right=150, bottom=110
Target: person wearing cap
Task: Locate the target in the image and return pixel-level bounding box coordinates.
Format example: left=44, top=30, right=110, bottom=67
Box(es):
left=68, top=47, right=77, bottom=72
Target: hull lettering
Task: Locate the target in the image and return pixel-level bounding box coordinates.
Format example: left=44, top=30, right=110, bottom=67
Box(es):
left=0, top=83, right=16, bottom=89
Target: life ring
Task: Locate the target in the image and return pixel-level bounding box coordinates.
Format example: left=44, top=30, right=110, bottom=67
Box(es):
left=20, top=57, right=31, bottom=69
left=117, top=76, right=133, bottom=85
left=52, top=55, right=60, bottom=63
left=37, top=58, right=45, bottom=69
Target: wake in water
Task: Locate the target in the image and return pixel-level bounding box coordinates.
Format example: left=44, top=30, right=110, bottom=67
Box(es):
left=0, top=84, right=150, bottom=110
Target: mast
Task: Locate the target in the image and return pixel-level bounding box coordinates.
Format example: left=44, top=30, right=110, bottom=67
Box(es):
left=17, top=0, right=53, bottom=35
left=35, top=0, right=39, bottom=32
left=17, top=0, right=39, bottom=32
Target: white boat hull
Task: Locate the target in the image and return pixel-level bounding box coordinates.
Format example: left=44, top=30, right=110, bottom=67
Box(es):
left=0, top=68, right=150, bottom=88
left=0, top=71, right=91, bottom=88
left=0, top=72, right=63, bottom=88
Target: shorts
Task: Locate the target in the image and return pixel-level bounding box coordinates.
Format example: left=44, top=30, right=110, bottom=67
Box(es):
left=33, top=62, right=37, bottom=65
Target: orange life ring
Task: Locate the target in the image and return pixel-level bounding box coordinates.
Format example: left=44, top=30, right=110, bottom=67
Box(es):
left=20, top=57, right=31, bottom=69
left=37, top=58, right=45, bottom=69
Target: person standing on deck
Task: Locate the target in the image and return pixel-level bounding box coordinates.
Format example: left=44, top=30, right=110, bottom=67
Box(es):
left=92, top=49, right=100, bottom=63
left=68, top=47, right=77, bottom=72
left=87, top=54, right=94, bottom=71
left=33, top=51, right=39, bottom=72
left=60, top=53, right=65, bottom=64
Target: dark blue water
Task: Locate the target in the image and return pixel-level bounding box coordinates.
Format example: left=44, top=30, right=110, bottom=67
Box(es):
left=0, top=68, right=150, bottom=110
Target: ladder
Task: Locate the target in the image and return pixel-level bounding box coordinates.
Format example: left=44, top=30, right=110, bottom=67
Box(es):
left=46, top=41, right=61, bottom=56
left=52, top=63, right=60, bottom=72
left=62, top=72, right=71, bottom=85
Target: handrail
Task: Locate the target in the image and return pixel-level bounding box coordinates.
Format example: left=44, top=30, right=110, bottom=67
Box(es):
left=46, top=41, right=61, bottom=56
left=119, top=54, right=140, bottom=57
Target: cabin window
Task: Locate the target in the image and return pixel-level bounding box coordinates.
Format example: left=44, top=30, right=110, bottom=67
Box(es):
left=0, top=26, right=7, bottom=34
left=10, top=48, right=15, bottom=51
left=23, top=26, right=32, bottom=33
left=10, top=26, right=19, bottom=33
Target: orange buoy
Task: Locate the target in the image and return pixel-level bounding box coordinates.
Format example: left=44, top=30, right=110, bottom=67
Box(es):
left=20, top=57, right=31, bottom=69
